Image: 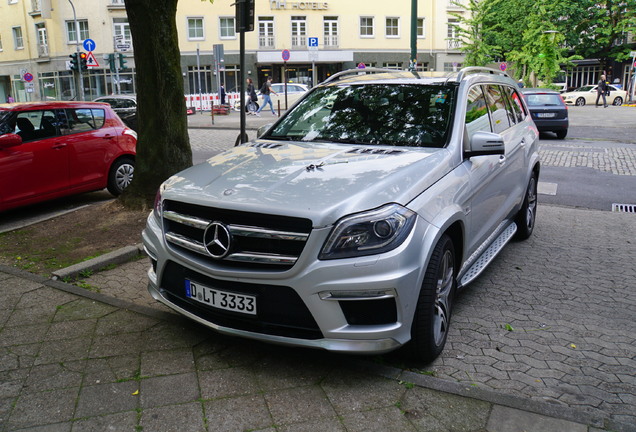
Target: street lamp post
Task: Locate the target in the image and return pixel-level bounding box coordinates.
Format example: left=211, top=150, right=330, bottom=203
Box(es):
left=68, top=0, right=84, bottom=101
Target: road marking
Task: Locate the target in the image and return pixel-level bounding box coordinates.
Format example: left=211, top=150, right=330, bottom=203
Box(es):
left=538, top=182, right=557, bottom=196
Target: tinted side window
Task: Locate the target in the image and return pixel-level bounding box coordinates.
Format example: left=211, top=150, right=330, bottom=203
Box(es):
left=507, top=87, right=526, bottom=123
left=465, top=86, right=491, bottom=141
left=60, top=108, right=105, bottom=135
left=15, top=110, right=59, bottom=141
left=484, top=85, right=511, bottom=134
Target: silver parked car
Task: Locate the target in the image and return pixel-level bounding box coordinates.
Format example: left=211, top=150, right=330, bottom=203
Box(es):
left=143, top=67, right=540, bottom=362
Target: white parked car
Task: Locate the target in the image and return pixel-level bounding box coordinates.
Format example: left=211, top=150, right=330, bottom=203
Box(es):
left=143, top=67, right=540, bottom=362
left=267, top=83, right=309, bottom=110
left=561, top=84, right=626, bottom=106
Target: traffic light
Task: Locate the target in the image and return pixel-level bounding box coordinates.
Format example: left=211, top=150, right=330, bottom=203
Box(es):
left=79, top=52, right=88, bottom=71
left=106, top=54, right=116, bottom=72
left=69, top=53, right=79, bottom=71
left=118, top=53, right=128, bottom=71
left=235, top=0, right=255, bottom=32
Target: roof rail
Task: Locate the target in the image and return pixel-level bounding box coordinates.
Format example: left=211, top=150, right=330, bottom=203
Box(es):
left=321, top=67, right=404, bottom=85
left=450, top=66, right=510, bottom=83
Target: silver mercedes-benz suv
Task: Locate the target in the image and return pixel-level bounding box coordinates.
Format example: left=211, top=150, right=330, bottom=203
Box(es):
left=143, top=67, right=540, bottom=362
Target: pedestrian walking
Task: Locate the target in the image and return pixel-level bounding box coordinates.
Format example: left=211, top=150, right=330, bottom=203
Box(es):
left=246, top=78, right=258, bottom=115
left=596, top=74, right=609, bottom=108
left=255, top=77, right=277, bottom=116
left=6, top=94, right=15, bottom=103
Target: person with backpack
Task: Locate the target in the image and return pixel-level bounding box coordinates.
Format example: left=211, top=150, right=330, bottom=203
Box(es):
left=596, top=74, right=609, bottom=108
left=255, top=77, right=277, bottom=116
left=246, top=78, right=258, bottom=115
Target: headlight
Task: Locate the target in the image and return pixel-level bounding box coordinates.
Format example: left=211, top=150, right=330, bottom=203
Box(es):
left=319, top=204, right=417, bottom=260
left=153, top=187, right=163, bottom=221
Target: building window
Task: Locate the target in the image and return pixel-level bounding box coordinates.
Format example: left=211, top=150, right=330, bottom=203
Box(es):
left=447, top=19, right=460, bottom=49
left=36, top=23, right=48, bottom=57
left=383, top=62, right=402, bottom=70
left=291, top=16, right=306, bottom=48
left=360, top=16, right=374, bottom=38
left=385, top=17, right=400, bottom=38
left=219, top=17, right=235, bottom=39
left=13, top=26, right=24, bottom=49
left=187, top=17, right=204, bottom=40
left=258, top=17, right=274, bottom=49
left=323, top=17, right=338, bottom=47
left=417, top=18, right=425, bottom=38
left=66, top=20, right=89, bottom=44
left=0, top=34, right=3, bottom=51
left=9, top=0, right=18, bottom=4
left=444, top=62, right=462, bottom=72
left=113, top=18, right=132, bottom=45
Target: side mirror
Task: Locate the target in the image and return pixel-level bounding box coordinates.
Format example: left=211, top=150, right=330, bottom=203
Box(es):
left=0, top=133, right=22, bottom=149
left=465, top=131, right=505, bottom=158
left=257, top=123, right=273, bottom=138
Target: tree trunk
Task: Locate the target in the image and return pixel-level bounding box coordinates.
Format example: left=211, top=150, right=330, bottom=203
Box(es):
left=120, top=0, right=192, bottom=209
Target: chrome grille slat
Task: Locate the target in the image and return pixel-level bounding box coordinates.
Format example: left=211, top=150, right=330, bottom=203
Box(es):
left=226, top=252, right=298, bottom=265
left=163, top=211, right=210, bottom=229
left=229, top=225, right=308, bottom=241
left=165, top=232, right=207, bottom=254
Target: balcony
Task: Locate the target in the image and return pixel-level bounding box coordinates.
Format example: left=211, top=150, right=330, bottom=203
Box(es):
left=447, top=0, right=465, bottom=9
left=447, top=39, right=462, bottom=50
left=324, top=35, right=338, bottom=48
left=291, top=35, right=307, bottom=49
left=259, top=36, right=275, bottom=50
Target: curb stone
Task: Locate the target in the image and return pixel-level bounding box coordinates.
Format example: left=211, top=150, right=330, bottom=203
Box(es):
left=51, top=243, right=145, bottom=281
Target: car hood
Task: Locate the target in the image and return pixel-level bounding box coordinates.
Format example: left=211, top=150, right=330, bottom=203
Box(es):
left=160, top=140, right=453, bottom=227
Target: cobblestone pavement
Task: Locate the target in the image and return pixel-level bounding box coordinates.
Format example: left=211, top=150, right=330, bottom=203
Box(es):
left=540, top=141, right=636, bottom=176
left=83, top=205, right=636, bottom=430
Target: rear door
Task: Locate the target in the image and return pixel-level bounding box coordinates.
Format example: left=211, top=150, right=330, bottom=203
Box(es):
left=0, top=109, right=69, bottom=208
left=60, top=107, right=119, bottom=191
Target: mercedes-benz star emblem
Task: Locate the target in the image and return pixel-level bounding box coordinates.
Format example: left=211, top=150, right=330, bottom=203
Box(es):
left=203, top=222, right=231, bottom=259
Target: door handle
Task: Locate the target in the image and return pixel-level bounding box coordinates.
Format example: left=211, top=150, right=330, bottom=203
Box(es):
left=520, top=138, right=526, bottom=147
left=51, top=144, right=67, bottom=150
left=102, top=135, right=115, bottom=140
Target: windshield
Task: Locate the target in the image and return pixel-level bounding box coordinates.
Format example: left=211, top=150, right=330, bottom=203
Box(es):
left=264, top=84, right=456, bottom=148
left=525, top=94, right=563, bottom=107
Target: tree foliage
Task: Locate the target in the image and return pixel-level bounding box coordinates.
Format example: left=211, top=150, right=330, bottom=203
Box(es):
left=451, top=0, right=636, bottom=82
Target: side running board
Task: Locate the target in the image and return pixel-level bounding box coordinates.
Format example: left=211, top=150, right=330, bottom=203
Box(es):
left=459, top=223, right=517, bottom=287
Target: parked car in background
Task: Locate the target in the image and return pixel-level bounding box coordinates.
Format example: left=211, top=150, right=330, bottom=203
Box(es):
left=268, top=83, right=309, bottom=110
left=561, top=84, right=626, bottom=106
left=521, top=88, right=569, bottom=139
left=143, top=67, right=540, bottom=362
left=93, top=94, right=138, bottom=131
left=0, top=101, right=137, bottom=212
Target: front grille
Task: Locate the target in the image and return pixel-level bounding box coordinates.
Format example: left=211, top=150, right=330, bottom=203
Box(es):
left=162, top=200, right=313, bottom=271
left=160, top=261, right=322, bottom=339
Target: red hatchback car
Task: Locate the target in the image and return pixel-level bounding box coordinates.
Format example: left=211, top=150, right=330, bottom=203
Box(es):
left=0, top=101, right=137, bottom=212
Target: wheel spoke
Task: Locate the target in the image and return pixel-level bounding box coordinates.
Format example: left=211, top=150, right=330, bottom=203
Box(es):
left=434, top=250, right=454, bottom=345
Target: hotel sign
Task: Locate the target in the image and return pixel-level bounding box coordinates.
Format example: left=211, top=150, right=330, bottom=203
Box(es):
left=270, top=1, right=328, bottom=10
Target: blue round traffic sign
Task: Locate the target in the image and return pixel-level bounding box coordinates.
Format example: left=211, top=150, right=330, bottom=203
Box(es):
left=83, top=38, right=96, bottom=52
left=23, top=73, right=34, bottom=82
left=282, top=49, right=291, bottom=62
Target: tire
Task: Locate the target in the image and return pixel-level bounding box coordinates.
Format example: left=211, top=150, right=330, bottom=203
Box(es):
left=514, top=173, right=538, bottom=240
left=612, top=97, right=623, bottom=106
left=555, top=129, right=567, bottom=139
left=408, top=234, right=456, bottom=362
left=246, top=102, right=259, bottom=113
left=107, top=157, right=134, bottom=196
left=575, top=97, right=586, bottom=106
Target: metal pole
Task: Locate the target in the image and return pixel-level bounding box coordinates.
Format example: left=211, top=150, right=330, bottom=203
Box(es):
left=68, top=0, right=84, bottom=100
left=409, top=0, right=417, bottom=71
left=239, top=2, right=246, bottom=144
left=197, top=45, right=203, bottom=114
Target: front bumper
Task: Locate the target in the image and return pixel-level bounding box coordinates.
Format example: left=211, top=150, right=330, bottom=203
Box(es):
left=142, top=210, right=436, bottom=355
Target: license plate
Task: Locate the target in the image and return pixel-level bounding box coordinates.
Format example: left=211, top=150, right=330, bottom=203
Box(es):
left=537, top=113, right=556, bottom=118
left=185, top=280, right=257, bottom=315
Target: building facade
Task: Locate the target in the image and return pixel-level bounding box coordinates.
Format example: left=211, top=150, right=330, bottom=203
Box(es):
left=0, top=0, right=468, bottom=102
